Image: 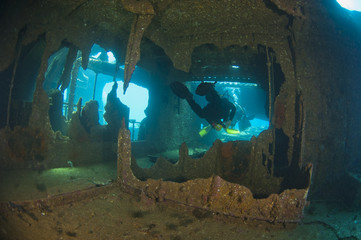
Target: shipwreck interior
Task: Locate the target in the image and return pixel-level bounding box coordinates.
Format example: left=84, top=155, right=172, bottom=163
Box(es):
left=0, top=0, right=361, bottom=239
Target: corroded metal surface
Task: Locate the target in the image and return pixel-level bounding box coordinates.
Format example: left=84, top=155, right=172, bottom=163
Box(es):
left=117, top=121, right=136, bottom=185
left=0, top=185, right=113, bottom=212
left=118, top=126, right=311, bottom=223
left=58, top=44, right=78, bottom=92
left=0, top=0, right=358, bottom=209
left=269, top=0, right=305, bottom=17
left=121, top=0, right=155, bottom=15
left=123, top=14, right=153, bottom=93
left=123, top=0, right=154, bottom=93
left=131, top=141, right=224, bottom=181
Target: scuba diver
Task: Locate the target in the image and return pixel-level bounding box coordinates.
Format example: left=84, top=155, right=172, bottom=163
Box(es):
left=170, top=81, right=239, bottom=136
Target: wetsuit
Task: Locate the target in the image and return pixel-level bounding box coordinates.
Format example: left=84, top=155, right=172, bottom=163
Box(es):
left=186, top=92, right=236, bottom=127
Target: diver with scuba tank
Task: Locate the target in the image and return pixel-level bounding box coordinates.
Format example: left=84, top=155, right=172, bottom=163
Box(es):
left=170, top=81, right=239, bottom=136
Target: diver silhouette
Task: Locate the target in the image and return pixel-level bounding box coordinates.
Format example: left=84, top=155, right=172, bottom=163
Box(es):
left=170, top=81, right=237, bottom=136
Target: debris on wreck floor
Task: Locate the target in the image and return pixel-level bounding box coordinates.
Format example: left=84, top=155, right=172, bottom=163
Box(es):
left=0, top=185, right=359, bottom=240
left=0, top=162, right=117, bottom=202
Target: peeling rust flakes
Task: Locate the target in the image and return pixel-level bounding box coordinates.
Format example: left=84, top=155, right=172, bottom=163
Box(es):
left=117, top=121, right=134, bottom=184
left=58, top=44, right=78, bottom=92
left=121, top=0, right=155, bottom=93
left=123, top=14, right=154, bottom=93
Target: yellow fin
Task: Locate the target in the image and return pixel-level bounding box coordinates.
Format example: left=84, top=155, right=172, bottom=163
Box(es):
left=199, top=125, right=212, bottom=137
left=225, top=128, right=240, bottom=134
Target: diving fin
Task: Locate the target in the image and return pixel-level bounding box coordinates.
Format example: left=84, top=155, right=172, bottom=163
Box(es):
left=199, top=125, right=212, bottom=137
left=170, top=81, right=192, bottom=99
left=225, top=128, right=240, bottom=134
left=238, top=116, right=251, bottom=131
left=199, top=124, right=240, bottom=137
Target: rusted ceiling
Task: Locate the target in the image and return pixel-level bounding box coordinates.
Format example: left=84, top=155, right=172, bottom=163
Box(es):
left=0, top=0, right=299, bottom=79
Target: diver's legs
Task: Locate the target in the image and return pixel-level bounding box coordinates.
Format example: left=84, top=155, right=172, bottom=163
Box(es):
left=170, top=81, right=193, bottom=99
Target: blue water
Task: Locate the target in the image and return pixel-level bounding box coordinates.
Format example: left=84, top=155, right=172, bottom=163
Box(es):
left=102, top=80, right=149, bottom=124
left=235, top=117, right=269, bottom=140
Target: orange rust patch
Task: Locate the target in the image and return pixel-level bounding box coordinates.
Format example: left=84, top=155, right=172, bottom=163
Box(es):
left=221, top=142, right=233, bottom=159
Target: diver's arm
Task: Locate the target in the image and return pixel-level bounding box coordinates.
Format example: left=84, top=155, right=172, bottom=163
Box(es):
left=187, top=98, right=206, bottom=118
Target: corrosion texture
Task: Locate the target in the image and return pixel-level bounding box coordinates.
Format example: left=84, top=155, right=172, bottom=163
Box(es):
left=117, top=125, right=310, bottom=223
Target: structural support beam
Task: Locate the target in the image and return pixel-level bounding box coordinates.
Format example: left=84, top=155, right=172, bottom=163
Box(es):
left=122, top=0, right=154, bottom=93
